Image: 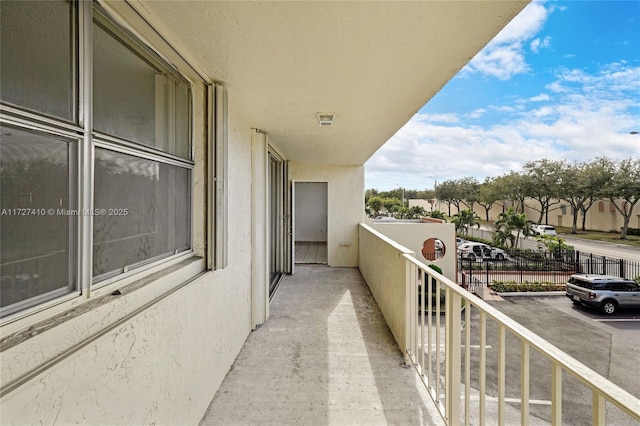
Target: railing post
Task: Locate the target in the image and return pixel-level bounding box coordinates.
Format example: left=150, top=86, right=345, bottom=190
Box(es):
left=592, top=392, right=605, bottom=426
left=551, top=363, right=562, bottom=425
left=445, top=287, right=461, bottom=426
left=405, top=258, right=413, bottom=365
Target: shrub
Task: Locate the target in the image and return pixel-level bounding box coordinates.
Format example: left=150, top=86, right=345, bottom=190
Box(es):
left=490, top=280, right=565, bottom=292
left=624, top=228, right=640, bottom=236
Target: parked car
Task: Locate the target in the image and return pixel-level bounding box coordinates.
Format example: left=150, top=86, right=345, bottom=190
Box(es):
left=457, top=242, right=508, bottom=261
left=530, top=224, right=557, bottom=236
left=565, top=274, right=640, bottom=315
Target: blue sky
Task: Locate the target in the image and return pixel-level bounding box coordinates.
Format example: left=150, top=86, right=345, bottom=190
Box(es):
left=365, top=0, right=640, bottom=191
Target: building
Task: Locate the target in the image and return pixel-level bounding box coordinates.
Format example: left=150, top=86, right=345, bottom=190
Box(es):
left=412, top=198, right=640, bottom=233
left=3, top=1, right=638, bottom=424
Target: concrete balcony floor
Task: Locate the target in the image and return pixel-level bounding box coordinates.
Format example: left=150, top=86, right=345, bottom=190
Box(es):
left=200, top=265, right=444, bottom=425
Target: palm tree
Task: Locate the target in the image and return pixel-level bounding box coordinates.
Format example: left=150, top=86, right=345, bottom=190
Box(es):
left=494, top=207, right=534, bottom=248
left=429, top=210, right=446, bottom=220
left=451, top=209, right=480, bottom=236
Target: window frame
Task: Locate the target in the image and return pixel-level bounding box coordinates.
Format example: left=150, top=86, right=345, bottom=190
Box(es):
left=0, top=0, right=212, bottom=323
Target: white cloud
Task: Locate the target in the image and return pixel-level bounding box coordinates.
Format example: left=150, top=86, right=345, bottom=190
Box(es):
left=530, top=36, right=551, bottom=53
left=464, top=2, right=551, bottom=80
left=365, top=62, right=640, bottom=190
left=529, top=93, right=551, bottom=102
left=469, top=108, right=487, bottom=119
left=416, top=113, right=459, bottom=124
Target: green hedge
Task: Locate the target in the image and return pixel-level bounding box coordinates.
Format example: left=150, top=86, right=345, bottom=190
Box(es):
left=624, top=227, right=640, bottom=236
left=490, top=280, right=565, bottom=292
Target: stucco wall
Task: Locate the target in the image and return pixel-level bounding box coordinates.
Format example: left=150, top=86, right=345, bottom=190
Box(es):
left=367, top=222, right=457, bottom=281
left=420, top=198, right=640, bottom=233
left=290, top=164, right=364, bottom=267
left=0, top=87, right=254, bottom=425
left=358, top=224, right=412, bottom=352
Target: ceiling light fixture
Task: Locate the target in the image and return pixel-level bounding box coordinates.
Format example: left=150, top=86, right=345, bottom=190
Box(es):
left=317, top=113, right=336, bottom=126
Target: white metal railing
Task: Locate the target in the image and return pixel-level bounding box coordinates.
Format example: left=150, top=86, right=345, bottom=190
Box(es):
left=404, top=254, right=640, bottom=425
left=463, top=273, right=487, bottom=300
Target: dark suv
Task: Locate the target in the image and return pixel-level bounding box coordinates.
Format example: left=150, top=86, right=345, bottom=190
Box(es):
left=565, top=274, right=640, bottom=314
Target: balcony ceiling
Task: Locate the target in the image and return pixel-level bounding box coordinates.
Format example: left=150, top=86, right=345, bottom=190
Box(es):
left=131, top=0, right=528, bottom=166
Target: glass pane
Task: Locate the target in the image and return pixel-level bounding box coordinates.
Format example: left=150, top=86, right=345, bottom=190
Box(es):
left=0, top=0, right=75, bottom=121
left=0, top=126, right=76, bottom=315
left=93, top=148, right=190, bottom=280
left=93, top=20, right=191, bottom=158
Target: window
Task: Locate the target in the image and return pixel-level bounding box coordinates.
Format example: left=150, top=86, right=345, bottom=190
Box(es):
left=1, top=1, right=194, bottom=319
left=0, top=0, right=76, bottom=121
left=0, top=126, right=78, bottom=316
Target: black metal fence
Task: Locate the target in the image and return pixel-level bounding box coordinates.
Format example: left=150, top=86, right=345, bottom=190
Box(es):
left=459, top=249, right=640, bottom=289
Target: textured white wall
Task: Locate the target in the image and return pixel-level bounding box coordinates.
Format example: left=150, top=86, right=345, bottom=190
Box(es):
left=368, top=222, right=457, bottom=281
left=358, top=225, right=412, bottom=352
left=0, top=87, right=254, bottom=425
left=290, top=164, right=364, bottom=267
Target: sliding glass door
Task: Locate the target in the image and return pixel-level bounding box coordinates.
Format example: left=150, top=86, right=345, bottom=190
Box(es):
left=268, top=151, right=288, bottom=297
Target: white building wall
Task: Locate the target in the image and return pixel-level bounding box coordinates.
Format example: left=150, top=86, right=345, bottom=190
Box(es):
left=1, top=86, right=255, bottom=425
left=290, top=164, right=364, bottom=267
left=420, top=198, right=640, bottom=233
left=368, top=222, right=457, bottom=281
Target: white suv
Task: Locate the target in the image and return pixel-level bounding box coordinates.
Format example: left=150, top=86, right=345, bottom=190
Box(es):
left=530, top=224, right=557, bottom=236
left=457, top=242, right=508, bottom=261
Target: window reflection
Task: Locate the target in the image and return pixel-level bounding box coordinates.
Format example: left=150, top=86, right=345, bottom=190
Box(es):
left=0, top=0, right=75, bottom=121
left=93, top=148, right=190, bottom=280
left=0, top=126, right=76, bottom=312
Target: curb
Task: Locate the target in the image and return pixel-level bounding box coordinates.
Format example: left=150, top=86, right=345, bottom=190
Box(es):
left=497, top=291, right=566, bottom=297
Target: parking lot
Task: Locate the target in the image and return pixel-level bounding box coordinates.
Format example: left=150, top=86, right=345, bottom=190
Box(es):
left=483, top=295, right=640, bottom=425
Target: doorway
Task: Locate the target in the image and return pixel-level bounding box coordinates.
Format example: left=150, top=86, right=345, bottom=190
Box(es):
left=294, top=182, right=328, bottom=264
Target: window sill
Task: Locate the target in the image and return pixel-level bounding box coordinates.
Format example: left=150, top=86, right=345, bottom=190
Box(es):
left=0, top=255, right=206, bottom=394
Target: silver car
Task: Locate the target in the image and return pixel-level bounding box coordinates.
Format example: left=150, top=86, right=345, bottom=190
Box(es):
left=565, top=274, right=640, bottom=314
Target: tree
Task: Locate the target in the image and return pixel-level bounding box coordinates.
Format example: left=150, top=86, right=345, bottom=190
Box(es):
left=493, top=172, right=527, bottom=213
left=522, top=159, right=565, bottom=224
left=364, top=188, right=378, bottom=205
left=451, top=209, right=480, bottom=236
left=416, top=189, right=435, bottom=200
left=477, top=177, right=500, bottom=221
left=435, top=179, right=464, bottom=215
left=429, top=210, right=446, bottom=220
left=494, top=207, right=534, bottom=248
left=458, top=177, right=480, bottom=211
left=382, top=197, right=402, bottom=214
left=600, top=158, right=640, bottom=239
left=535, top=234, right=572, bottom=258
left=367, top=196, right=384, bottom=216
left=408, top=205, right=426, bottom=218
left=559, top=159, right=611, bottom=233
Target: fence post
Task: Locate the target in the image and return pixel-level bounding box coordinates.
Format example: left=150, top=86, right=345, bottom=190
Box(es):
left=620, top=259, right=625, bottom=279
left=486, top=261, right=490, bottom=286
left=602, top=256, right=607, bottom=275
left=520, top=257, right=524, bottom=282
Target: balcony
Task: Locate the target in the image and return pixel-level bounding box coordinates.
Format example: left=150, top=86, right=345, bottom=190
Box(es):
left=202, top=224, right=640, bottom=425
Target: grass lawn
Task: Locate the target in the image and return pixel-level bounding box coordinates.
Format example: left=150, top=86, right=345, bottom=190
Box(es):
left=467, top=218, right=640, bottom=248
left=555, top=226, right=640, bottom=247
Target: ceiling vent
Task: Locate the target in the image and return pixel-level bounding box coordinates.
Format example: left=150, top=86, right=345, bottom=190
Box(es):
left=317, top=113, right=336, bottom=126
